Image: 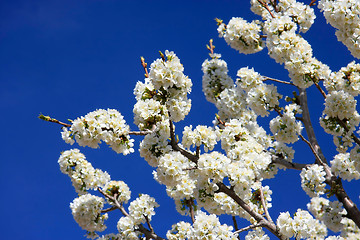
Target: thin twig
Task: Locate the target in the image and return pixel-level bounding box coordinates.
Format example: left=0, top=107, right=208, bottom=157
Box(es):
left=140, top=57, right=149, bottom=78
left=299, top=135, right=325, bottom=166
left=188, top=199, right=195, bottom=224
left=215, top=114, right=226, bottom=127
left=234, top=223, right=265, bottom=234
left=259, top=185, right=273, bottom=223
left=169, top=119, right=199, bottom=163
left=216, top=183, right=283, bottom=239
left=128, top=130, right=152, bottom=136
left=257, top=0, right=275, bottom=18
left=207, top=39, right=215, bottom=55
left=314, top=81, right=327, bottom=98
left=336, top=118, right=360, bottom=146
left=309, top=0, right=317, bottom=6
left=145, top=215, right=154, bottom=233
left=98, top=188, right=165, bottom=240
left=232, top=216, right=241, bottom=240
left=263, top=76, right=294, bottom=85
left=38, top=114, right=71, bottom=128
left=271, top=155, right=310, bottom=170
left=101, top=206, right=118, bottom=213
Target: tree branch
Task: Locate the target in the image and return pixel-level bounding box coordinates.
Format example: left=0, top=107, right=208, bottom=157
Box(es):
left=234, top=223, right=266, bottom=234
left=38, top=114, right=71, bottom=128
left=259, top=185, right=273, bottom=223
left=263, top=76, right=294, bottom=85
left=297, top=87, right=327, bottom=164
left=169, top=119, right=199, bottom=163
left=271, top=155, right=310, bottom=170
left=216, top=182, right=284, bottom=239
left=98, top=188, right=165, bottom=240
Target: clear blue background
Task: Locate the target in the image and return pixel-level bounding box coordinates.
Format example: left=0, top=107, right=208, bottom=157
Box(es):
left=1, top=0, right=359, bottom=239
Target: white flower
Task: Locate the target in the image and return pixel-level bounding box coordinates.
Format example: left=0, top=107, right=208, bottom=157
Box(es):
left=236, top=67, right=263, bottom=92
left=182, top=125, right=219, bottom=151
left=219, top=17, right=264, bottom=54
left=319, top=0, right=360, bottom=58
left=331, top=152, right=360, bottom=181
left=102, top=180, right=131, bottom=205
left=198, top=151, right=231, bottom=182
left=202, top=55, right=234, bottom=103
left=247, top=83, right=282, bottom=117
left=300, top=165, right=326, bottom=197
left=117, top=216, right=139, bottom=240
left=62, top=109, right=134, bottom=155
left=70, top=194, right=108, bottom=233
left=58, top=149, right=110, bottom=194
left=128, top=194, right=159, bottom=225
left=277, top=209, right=327, bottom=239
left=324, top=90, right=357, bottom=120
left=270, top=113, right=302, bottom=144
left=308, top=197, right=346, bottom=232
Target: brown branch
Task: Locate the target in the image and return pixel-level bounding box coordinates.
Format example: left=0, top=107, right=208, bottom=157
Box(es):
left=169, top=120, right=199, bottom=163
left=145, top=215, right=154, bottom=233
left=232, top=216, right=240, bottom=239
left=331, top=179, right=360, bottom=228
left=263, top=77, right=294, bottom=85
left=314, top=81, right=327, bottom=98
left=297, top=88, right=327, bottom=164
left=296, top=89, right=360, bottom=228
left=336, top=118, right=360, bottom=146
left=128, top=130, right=152, bottom=136
left=101, top=206, right=118, bottom=213
left=216, top=183, right=284, bottom=239
left=38, top=114, right=71, bottom=128
left=259, top=185, right=273, bottom=223
left=98, top=188, right=165, bottom=240
left=271, top=155, right=310, bottom=170
left=187, top=199, right=195, bottom=224
left=309, top=0, right=317, bottom=6
left=257, top=0, right=275, bottom=18
left=234, top=223, right=266, bottom=234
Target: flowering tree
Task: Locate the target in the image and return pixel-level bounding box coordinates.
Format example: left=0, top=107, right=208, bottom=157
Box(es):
left=40, top=0, right=360, bottom=239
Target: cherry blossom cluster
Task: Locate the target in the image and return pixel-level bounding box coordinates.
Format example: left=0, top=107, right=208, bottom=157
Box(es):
left=276, top=209, right=327, bottom=239
left=331, top=152, right=360, bottom=181
left=217, top=17, right=264, bottom=54
left=320, top=62, right=360, bottom=151
left=319, top=0, right=360, bottom=58
left=300, top=164, right=326, bottom=197
left=133, top=50, right=192, bottom=127
left=45, top=1, right=360, bottom=239
left=70, top=193, right=108, bottom=234
left=182, top=125, right=220, bottom=151
left=264, top=16, right=330, bottom=88
left=270, top=104, right=303, bottom=143
left=308, top=197, right=347, bottom=233
left=61, top=109, right=134, bottom=155
left=235, top=67, right=282, bottom=118
left=166, top=210, right=238, bottom=239
left=58, top=149, right=110, bottom=194
left=103, top=180, right=131, bottom=205
left=117, top=194, right=159, bottom=239
left=250, top=0, right=315, bottom=33
left=218, top=0, right=329, bottom=88
left=154, top=151, right=196, bottom=199
left=201, top=53, right=234, bottom=103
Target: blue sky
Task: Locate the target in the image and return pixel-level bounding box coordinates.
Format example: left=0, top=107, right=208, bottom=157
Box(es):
left=1, top=0, right=359, bottom=239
